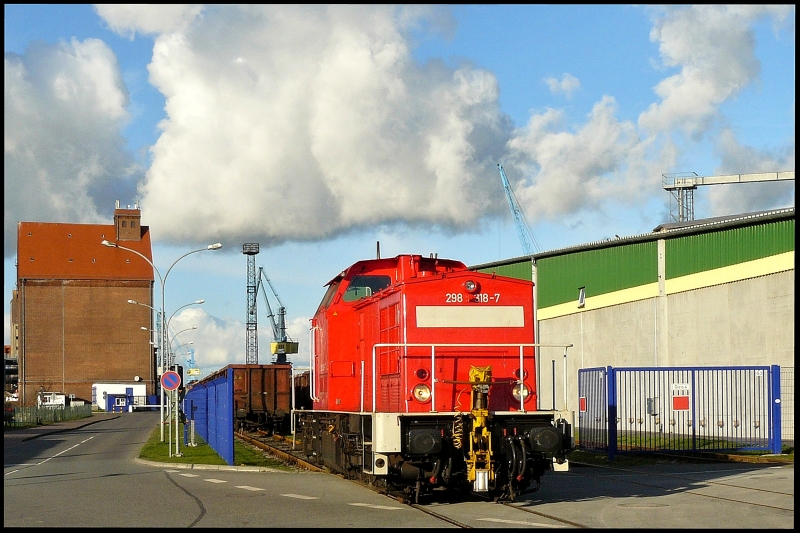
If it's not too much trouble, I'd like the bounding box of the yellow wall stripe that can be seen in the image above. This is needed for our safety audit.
[664,251,793,294]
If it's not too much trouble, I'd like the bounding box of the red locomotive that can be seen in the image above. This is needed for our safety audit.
[297,253,574,503]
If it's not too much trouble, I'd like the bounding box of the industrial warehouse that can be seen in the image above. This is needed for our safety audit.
[473,206,794,444]
[8,202,157,407]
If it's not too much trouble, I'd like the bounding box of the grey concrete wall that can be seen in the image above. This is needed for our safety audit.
[536,270,794,437]
[665,270,794,367]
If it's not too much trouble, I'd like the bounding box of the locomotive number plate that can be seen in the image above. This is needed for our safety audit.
[445,292,501,303]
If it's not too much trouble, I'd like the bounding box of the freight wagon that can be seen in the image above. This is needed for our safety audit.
[199,364,293,434]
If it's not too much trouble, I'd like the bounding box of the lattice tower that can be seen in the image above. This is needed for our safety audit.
[243,243,260,364]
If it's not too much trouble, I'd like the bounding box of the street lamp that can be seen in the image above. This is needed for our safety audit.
[102,239,222,441]
[171,342,194,366]
[169,326,198,366]
[165,301,204,366]
[132,303,159,388]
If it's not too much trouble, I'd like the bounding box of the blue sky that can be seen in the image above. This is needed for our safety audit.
[4,5,795,378]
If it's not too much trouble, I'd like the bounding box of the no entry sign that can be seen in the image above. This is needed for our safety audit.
[161,370,181,391]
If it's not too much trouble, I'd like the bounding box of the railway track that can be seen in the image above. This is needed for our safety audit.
[237,429,590,527]
[237,430,792,528]
[236,429,324,472]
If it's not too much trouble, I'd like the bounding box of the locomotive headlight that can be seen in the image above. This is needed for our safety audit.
[412,383,432,403]
[512,383,531,402]
[464,279,480,293]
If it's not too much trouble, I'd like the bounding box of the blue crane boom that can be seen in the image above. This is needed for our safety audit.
[253,266,298,363]
[498,163,541,255]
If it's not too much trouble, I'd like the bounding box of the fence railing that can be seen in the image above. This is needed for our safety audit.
[780,366,794,444]
[4,404,93,428]
[578,365,784,459]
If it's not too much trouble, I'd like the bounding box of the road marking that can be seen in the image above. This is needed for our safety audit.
[204,479,227,483]
[5,436,95,475]
[477,518,569,527]
[179,473,199,477]
[349,503,403,510]
[236,485,265,491]
[281,494,319,500]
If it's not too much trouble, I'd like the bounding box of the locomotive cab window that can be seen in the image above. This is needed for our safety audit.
[317,281,341,311]
[343,275,392,302]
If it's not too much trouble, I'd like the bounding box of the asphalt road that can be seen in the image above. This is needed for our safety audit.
[4,412,794,528]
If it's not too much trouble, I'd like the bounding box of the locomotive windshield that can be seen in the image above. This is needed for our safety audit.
[317,280,341,312]
[342,274,392,302]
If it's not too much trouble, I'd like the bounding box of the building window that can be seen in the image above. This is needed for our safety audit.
[578,287,586,308]
[131,221,136,228]
[122,221,127,227]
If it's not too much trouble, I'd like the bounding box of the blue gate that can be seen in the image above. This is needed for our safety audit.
[183,368,234,465]
[577,365,783,459]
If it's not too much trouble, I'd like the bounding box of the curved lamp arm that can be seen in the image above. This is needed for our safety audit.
[163,243,222,287]
[167,300,205,332]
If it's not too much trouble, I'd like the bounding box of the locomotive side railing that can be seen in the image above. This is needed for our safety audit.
[369,343,573,414]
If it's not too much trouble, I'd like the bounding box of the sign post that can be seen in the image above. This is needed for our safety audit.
[160,371,181,457]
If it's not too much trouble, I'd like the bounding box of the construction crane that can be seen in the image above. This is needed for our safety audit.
[254,266,298,364]
[184,348,200,382]
[498,163,542,255]
[662,171,795,223]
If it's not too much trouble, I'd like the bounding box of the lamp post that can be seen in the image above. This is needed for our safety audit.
[169,326,198,367]
[165,301,203,367]
[103,240,222,441]
[171,342,194,370]
[172,341,194,354]
[132,303,159,405]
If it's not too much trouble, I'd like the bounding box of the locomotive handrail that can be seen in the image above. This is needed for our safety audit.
[309,327,321,402]
[289,366,310,436]
[370,343,573,414]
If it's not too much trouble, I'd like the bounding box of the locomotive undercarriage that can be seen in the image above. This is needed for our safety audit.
[297,410,570,504]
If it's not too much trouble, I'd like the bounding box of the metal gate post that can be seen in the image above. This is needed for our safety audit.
[607,366,617,461]
[690,369,697,452]
[771,365,782,454]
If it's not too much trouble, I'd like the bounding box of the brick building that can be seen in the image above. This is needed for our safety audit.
[11,202,156,406]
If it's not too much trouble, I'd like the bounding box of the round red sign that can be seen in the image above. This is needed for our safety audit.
[161,370,181,391]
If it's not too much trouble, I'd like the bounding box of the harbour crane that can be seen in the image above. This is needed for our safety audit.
[498,163,542,255]
[254,266,298,364]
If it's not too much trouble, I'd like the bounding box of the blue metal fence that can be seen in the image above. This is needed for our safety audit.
[183,368,234,464]
[578,365,783,459]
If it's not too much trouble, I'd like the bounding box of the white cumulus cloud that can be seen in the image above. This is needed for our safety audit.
[545,73,580,99]
[4,38,140,255]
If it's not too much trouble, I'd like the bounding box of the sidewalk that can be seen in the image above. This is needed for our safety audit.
[4,412,121,444]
